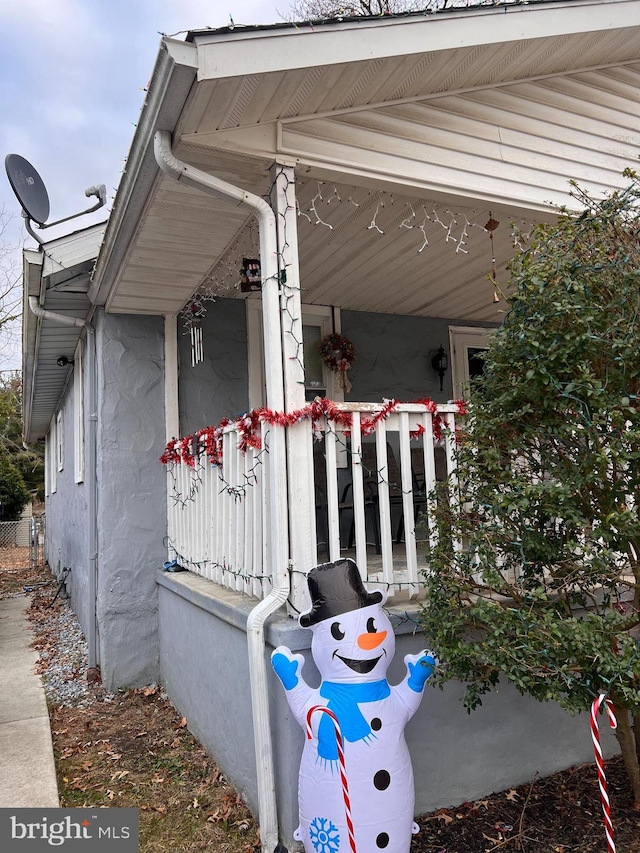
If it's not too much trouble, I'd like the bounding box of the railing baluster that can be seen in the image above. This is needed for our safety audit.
[324,420,341,563]
[421,412,437,568]
[350,412,368,578]
[398,411,418,597]
[375,424,394,594]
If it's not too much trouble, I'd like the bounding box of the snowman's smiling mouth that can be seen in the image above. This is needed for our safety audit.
[333,650,386,674]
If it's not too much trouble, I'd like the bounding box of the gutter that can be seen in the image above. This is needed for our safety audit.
[154,131,289,853]
[27,296,99,674]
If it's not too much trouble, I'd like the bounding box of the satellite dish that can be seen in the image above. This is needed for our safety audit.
[5,154,50,226]
[4,152,106,245]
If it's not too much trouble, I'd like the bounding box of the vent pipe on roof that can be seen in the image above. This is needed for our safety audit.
[27,295,100,678]
[154,131,289,853]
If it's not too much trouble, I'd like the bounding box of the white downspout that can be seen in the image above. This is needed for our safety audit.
[153,132,289,853]
[28,296,99,673]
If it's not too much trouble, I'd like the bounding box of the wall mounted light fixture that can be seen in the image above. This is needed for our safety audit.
[56,356,74,367]
[431,345,448,392]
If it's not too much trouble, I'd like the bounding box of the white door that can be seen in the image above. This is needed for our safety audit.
[448,326,493,400]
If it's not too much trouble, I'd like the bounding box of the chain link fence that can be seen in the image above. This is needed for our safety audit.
[0,515,45,568]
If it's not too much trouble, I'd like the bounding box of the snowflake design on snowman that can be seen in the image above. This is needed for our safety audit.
[309,817,340,853]
[272,558,438,853]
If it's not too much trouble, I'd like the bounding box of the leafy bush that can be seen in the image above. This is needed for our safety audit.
[423,171,640,801]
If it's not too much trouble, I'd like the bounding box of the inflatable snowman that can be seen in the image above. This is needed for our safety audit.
[272,558,437,853]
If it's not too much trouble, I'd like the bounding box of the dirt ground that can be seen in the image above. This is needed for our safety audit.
[3,558,640,853]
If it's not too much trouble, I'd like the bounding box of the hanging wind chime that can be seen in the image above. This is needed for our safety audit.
[484,213,500,303]
[183,298,206,366]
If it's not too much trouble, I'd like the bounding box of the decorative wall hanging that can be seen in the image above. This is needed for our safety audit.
[272,558,438,853]
[240,257,262,292]
[320,334,356,394]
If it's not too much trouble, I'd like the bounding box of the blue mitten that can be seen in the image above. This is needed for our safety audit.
[406,650,438,693]
[271,648,302,691]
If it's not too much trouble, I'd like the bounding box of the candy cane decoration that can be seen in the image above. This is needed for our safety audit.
[590,694,618,853]
[306,705,357,853]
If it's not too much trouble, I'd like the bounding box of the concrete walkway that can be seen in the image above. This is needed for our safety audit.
[0,597,59,807]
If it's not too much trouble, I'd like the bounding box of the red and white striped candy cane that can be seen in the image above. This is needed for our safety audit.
[306,705,357,853]
[590,694,618,853]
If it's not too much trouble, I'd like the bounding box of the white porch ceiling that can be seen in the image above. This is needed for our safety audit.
[102,2,640,321]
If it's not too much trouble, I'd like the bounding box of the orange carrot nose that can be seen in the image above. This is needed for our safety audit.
[357,631,387,650]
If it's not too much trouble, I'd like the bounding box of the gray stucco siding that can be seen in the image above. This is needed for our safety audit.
[341,310,497,403]
[96,311,167,689]
[43,358,91,640]
[178,298,249,436]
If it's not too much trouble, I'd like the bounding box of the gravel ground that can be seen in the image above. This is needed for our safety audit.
[27,574,116,709]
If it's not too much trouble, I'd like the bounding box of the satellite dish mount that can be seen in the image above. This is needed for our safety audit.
[4,153,106,245]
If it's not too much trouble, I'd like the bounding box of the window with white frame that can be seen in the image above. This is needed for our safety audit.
[74,343,84,483]
[247,301,340,408]
[49,417,57,494]
[56,411,64,472]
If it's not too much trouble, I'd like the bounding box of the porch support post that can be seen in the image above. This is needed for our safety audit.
[164,314,179,443]
[272,162,316,613]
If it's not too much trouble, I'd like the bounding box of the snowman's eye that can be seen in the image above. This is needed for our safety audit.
[331,622,345,641]
[366,617,377,634]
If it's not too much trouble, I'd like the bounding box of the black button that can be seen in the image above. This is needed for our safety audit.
[376,832,389,848]
[370,717,382,731]
[374,770,390,791]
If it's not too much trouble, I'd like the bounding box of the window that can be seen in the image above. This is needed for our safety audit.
[74,343,84,483]
[247,301,341,408]
[49,417,57,494]
[56,411,64,472]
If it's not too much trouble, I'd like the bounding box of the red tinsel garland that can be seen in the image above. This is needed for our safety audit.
[160,396,467,467]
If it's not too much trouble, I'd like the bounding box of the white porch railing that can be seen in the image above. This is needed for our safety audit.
[165,402,458,613]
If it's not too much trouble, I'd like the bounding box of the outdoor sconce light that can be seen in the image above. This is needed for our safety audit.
[56,356,73,367]
[431,345,448,392]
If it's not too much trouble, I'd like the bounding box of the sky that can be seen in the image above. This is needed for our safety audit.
[0,0,285,369]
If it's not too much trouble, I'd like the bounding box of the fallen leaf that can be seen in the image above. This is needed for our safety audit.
[81,761,93,771]
[109,753,123,761]
[505,789,518,801]
[106,789,115,801]
[170,737,181,748]
[134,731,148,739]
[178,717,187,728]
[143,686,158,696]
[111,770,130,781]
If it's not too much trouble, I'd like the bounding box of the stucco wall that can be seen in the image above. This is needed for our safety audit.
[96,311,167,690]
[342,310,496,403]
[43,345,91,638]
[178,298,249,436]
[157,573,618,849]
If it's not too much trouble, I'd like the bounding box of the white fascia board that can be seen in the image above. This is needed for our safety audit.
[194,0,640,80]
[42,223,105,278]
[89,38,198,307]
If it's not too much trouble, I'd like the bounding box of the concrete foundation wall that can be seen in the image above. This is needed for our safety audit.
[96,311,167,690]
[158,572,618,849]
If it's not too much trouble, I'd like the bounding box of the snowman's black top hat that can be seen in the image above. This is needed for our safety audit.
[299,558,383,628]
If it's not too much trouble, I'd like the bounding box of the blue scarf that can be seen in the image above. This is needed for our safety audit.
[317,680,390,761]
